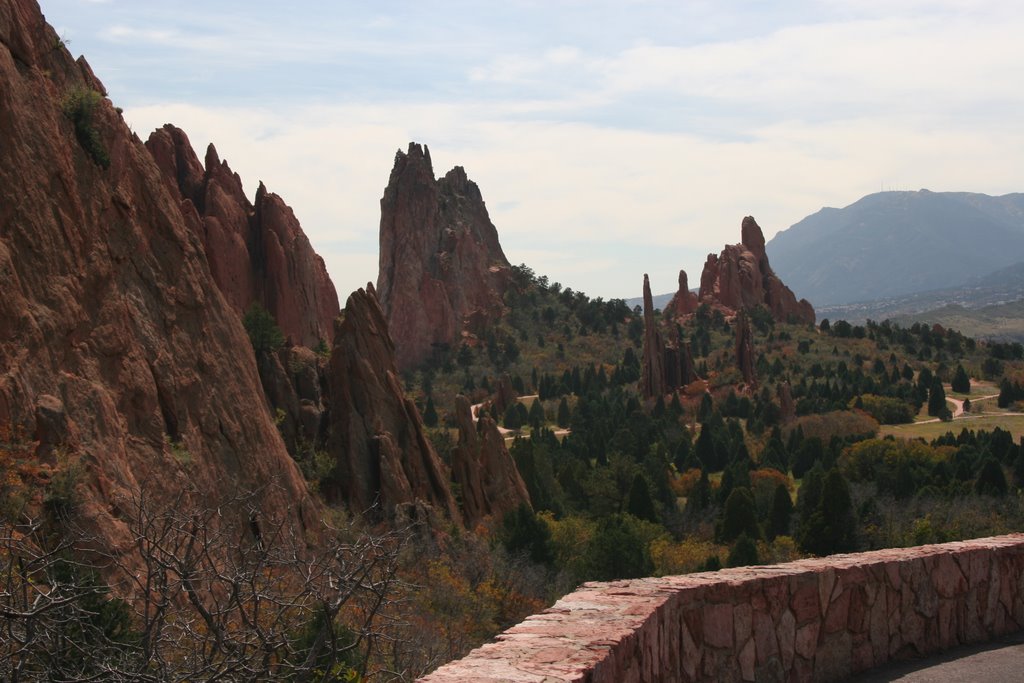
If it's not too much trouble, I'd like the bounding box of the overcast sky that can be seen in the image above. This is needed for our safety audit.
[43,0,1024,302]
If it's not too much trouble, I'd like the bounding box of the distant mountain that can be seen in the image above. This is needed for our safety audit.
[625,292,675,311]
[767,190,1024,307]
[816,260,1024,325]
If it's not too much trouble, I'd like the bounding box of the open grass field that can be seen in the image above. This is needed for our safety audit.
[880,414,1024,442]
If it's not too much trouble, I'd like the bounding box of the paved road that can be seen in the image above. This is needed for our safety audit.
[852,631,1024,682]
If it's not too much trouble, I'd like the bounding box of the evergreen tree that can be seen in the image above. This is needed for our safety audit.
[768,483,793,539]
[727,533,760,568]
[500,503,554,565]
[580,514,654,582]
[528,399,544,429]
[686,469,712,513]
[626,473,658,523]
[557,397,571,427]
[927,378,947,417]
[242,303,285,354]
[423,396,438,427]
[800,468,856,556]
[975,457,1008,496]
[951,365,971,393]
[720,487,761,542]
[503,402,523,430]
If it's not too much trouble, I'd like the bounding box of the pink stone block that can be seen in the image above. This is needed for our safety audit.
[823,587,850,634]
[753,609,778,665]
[795,622,820,660]
[933,553,967,599]
[778,609,796,671]
[739,636,756,681]
[791,578,820,624]
[734,602,752,647]
[703,603,733,649]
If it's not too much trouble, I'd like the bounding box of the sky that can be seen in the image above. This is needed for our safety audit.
[43,0,1024,302]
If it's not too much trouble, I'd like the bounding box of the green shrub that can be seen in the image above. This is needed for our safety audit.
[243,303,285,353]
[61,87,110,169]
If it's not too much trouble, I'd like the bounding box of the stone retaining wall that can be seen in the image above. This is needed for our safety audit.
[419,534,1024,682]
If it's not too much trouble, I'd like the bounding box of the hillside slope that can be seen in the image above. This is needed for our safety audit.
[768,190,1024,306]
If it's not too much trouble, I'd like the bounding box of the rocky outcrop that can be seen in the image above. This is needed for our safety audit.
[698,217,815,325]
[376,143,512,371]
[640,275,667,400]
[735,312,757,389]
[146,125,339,348]
[324,286,461,521]
[451,395,531,529]
[663,269,699,318]
[0,0,314,551]
[641,274,701,401]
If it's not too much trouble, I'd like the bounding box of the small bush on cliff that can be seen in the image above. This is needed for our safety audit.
[61,87,110,169]
[243,303,285,353]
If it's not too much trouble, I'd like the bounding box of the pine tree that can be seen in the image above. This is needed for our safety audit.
[768,483,793,539]
[720,487,761,542]
[951,365,971,393]
[626,473,658,522]
[975,457,1008,496]
[927,378,947,417]
[557,397,571,427]
[423,396,438,428]
[727,533,760,568]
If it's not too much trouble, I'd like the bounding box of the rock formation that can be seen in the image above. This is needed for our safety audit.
[698,217,815,324]
[663,269,699,319]
[735,312,757,389]
[376,143,512,371]
[324,286,461,521]
[0,0,315,550]
[146,124,339,348]
[641,274,700,400]
[640,275,668,400]
[450,395,531,529]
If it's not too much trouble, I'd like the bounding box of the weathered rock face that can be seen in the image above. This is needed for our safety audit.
[376,143,512,371]
[640,274,667,400]
[641,274,701,400]
[698,217,815,324]
[663,269,699,318]
[324,286,461,521]
[146,125,339,348]
[450,395,531,529]
[735,312,757,389]
[0,0,314,549]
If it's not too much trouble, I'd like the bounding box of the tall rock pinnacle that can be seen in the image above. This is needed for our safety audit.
[376,143,512,371]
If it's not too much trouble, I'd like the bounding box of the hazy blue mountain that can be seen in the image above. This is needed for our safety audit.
[767,190,1024,306]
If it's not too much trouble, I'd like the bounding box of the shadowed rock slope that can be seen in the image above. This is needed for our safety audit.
[376,142,512,371]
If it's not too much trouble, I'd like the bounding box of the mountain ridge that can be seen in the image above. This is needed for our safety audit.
[767,190,1024,306]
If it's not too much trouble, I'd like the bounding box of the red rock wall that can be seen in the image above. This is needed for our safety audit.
[420,535,1024,682]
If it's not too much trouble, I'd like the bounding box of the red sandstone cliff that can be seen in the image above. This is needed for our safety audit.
[376,143,512,371]
[450,395,531,529]
[697,216,815,324]
[146,125,340,349]
[324,286,461,521]
[0,0,315,548]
